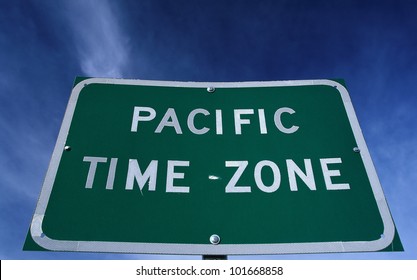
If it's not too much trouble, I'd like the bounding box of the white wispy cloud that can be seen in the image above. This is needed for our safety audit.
[362,101,417,258]
[0,116,50,202]
[63,1,130,77]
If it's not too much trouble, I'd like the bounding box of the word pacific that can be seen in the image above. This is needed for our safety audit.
[130,106,299,135]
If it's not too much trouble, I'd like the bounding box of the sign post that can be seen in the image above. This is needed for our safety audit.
[25,78,401,255]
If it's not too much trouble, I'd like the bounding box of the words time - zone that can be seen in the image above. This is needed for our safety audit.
[80,106,351,194]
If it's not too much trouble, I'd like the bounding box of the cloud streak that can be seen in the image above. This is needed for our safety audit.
[63,1,130,77]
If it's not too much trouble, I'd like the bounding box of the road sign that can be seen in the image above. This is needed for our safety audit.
[25,78,401,255]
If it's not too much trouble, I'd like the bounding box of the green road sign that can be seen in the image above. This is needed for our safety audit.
[25,78,401,255]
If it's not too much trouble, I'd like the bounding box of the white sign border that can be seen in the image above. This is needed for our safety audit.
[29,78,395,255]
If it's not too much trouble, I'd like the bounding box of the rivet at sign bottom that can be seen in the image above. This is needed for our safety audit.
[210,234,220,245]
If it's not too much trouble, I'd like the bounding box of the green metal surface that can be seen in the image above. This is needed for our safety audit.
[24,78,402,254]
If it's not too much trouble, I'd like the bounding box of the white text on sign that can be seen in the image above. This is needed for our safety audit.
[130,106,299,135]
[82,157,350,193]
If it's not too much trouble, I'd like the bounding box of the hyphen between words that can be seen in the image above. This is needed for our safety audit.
[82,106,351,193]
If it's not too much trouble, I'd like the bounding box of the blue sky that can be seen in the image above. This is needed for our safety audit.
[1,0,416,260]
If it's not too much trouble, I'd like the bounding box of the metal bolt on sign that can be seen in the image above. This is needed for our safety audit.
[210,234,221,245]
